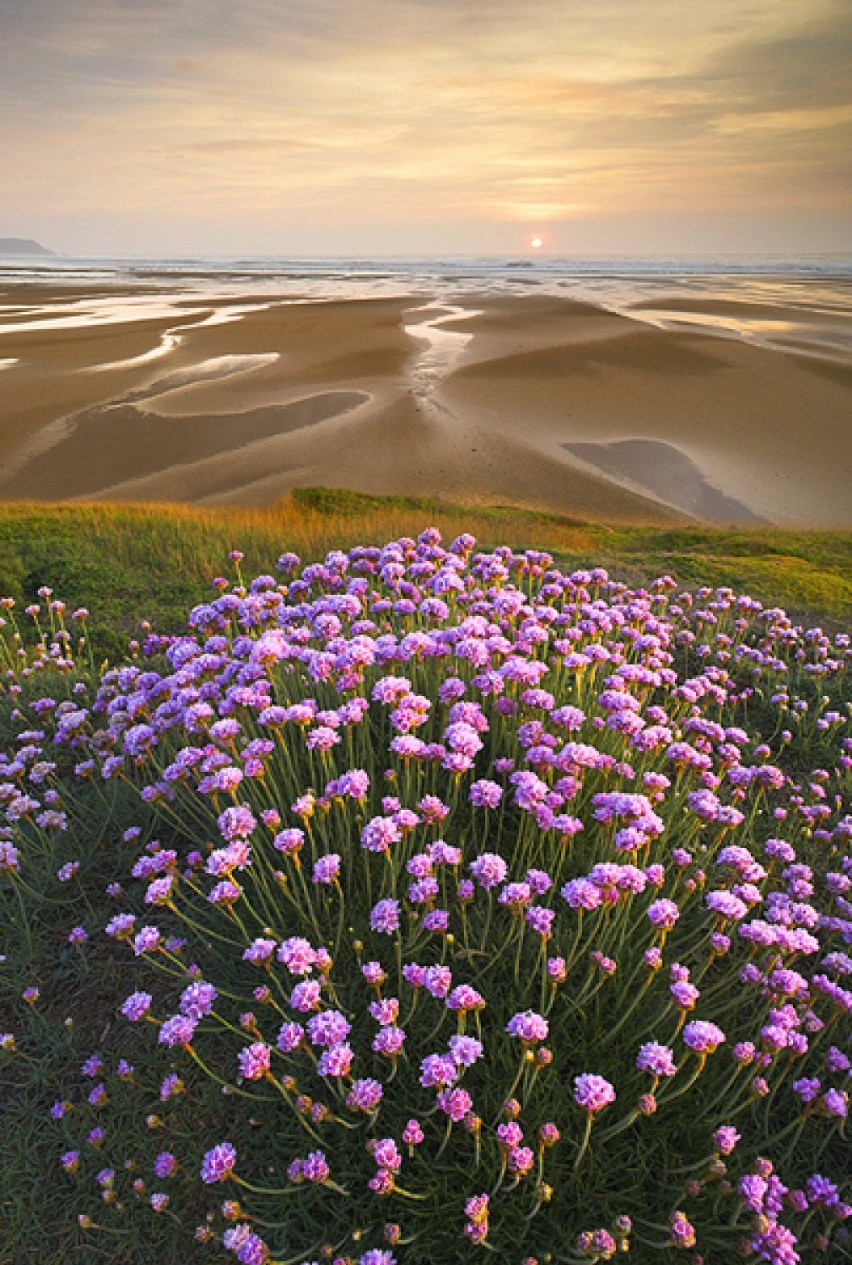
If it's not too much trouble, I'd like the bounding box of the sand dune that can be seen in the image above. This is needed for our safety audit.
[0,283,849,526]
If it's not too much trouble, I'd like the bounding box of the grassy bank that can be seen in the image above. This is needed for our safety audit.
[0,490,849,659]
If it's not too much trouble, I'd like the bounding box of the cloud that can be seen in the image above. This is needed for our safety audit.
[1,0,849,251]
[703,0,852,112]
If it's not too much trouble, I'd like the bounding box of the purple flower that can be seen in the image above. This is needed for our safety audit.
[277,937,317,975]
[237,1042,271,1081]
[217,805,256,841]
[669,1212,696,1249]
[823,1089,848,1118]
[160,1073,184,1101]
[437,1087,473,1121]
[713,1126,741,1155]
[370,898,401,935]
[561,878,603,911]
[449,1034,483,1067]
[682,1021,726,1054]
[121,991,152,1021]
[317,1042,353,1077]
[508,1145,535,1176]
[636,1042,677,1078]
[273,828,304,856]
[498,1118,523,1148]
[706,890,748,922]
[469,852,508,889]
[180,981,217,1019]
[200,1142,236,1184]
[402,1120,424,1146]
[373,1027,406,1058]
[361,816,402,853]
[647,898,680,931]
[144,873,176,906]
[243,937,276,965]
[105,913,136,939]
[573,1073,616,1113]
[369,997,399,1026]
[420,1054,458,1089]
[208,879,241,905]
[133,926,161,954]
[306,725,340,752]
[307,1010,351,1048]
[446,985,484,1013]
[500,882,532,909]
[277,1022,305,1053]
[373,1138,402,1172]
[300,1150,330,1183]
[346,1079,383,1112]
[444,721,483,758]
[526,906,555,937]
[158,1014,198,1048]
[153,1151,177,1177]
[506,1010,549,1043]
[81,1053,103,1077]
[290,980,322,1012]
[312,853,341,884]
[807,1174,840,1207]
[469,780,502,808]
[422,909,449,933]
[671,981,700,1010]
[0,841,20,873]
[362,960,387,987]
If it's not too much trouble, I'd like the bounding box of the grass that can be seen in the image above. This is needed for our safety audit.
[0,491,848,662]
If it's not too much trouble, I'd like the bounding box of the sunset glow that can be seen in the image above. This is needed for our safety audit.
[0,0,849,255]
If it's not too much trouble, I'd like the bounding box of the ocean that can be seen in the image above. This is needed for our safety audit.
[3,252,852,364]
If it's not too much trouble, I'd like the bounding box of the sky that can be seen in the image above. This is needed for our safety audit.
[1,0,851,257]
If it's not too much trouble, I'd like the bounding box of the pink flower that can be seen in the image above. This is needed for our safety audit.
[237,1042,270,1081]
[636,1042,677,1078]
[402,1119,424,1146]
[647,898,680,930]
[370,899,401,934]
[506,1010,548,1043]
[201,1142,236,1184]
[508,1145,535,1176]
[682,1021,726,1054]
[713,1126,741,1155]
[573,1073,616,1113]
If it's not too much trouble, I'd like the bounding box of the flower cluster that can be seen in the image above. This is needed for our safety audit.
[2,533,849,1265]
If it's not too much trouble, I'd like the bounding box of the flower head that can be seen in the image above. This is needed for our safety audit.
[573,1073,616,1113]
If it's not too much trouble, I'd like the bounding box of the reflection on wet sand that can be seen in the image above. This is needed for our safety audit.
[0,282,850,524]
[6,391,370,501]
[563,440,765,525]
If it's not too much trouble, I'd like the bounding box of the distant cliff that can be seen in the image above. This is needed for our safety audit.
[0,237,56,257]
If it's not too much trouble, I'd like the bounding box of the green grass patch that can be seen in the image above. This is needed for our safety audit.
[0,494,847,661]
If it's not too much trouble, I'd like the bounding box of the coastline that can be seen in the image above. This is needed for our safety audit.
[0,278,850,526]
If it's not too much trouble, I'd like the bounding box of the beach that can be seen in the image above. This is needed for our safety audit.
[0,272,850,525]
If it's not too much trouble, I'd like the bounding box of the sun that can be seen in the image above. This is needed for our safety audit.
[530,236,543,250]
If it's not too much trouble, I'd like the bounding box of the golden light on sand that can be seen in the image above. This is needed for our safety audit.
[530,236,543,249]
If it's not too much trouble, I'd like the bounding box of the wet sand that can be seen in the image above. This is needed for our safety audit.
[0,283,850,525]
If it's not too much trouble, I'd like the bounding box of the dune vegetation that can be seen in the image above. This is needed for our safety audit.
[0,504,849,1265]
[0,490,848,663]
